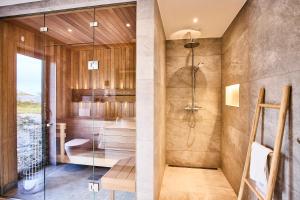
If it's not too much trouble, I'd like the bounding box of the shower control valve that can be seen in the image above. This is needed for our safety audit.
[184,106,201,112]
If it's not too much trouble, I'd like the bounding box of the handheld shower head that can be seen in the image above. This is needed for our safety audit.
[197,62,204,68]
[193,62,204,72]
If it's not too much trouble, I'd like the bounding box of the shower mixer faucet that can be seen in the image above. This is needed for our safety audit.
[184,105,201,112]
[183,34,202,113]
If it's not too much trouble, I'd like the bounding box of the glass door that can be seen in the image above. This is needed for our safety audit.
[1,4,136,200]
[43,8,97,200]
[1,14,48,200]
[92,6,137,200]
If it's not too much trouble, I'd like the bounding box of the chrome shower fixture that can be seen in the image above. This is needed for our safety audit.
[184,32,201,113]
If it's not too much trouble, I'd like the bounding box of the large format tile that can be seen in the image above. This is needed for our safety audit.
[166,119,221,152]
[167,87,221,121]
[159,166,236,200]
[221,0,300,198]
[166,39,222,169]
[167,150,221,168]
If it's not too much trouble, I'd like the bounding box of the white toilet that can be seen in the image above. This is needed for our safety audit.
[64,138,90,156]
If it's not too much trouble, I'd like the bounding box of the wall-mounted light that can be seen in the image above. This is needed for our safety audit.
[20,35,25,42]
[225,84,240,107]
[193,18,198,23]
[67,28,73,32]
[126,23,131,27]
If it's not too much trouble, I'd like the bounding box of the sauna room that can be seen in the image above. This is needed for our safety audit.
[0,3,136,200]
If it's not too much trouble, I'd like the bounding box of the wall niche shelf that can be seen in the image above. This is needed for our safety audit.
[72,89,136,103]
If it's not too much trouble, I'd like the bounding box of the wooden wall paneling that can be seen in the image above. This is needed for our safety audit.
[111,48,115,89]
[69,44,136,120]
[97,48,103,89]
[65,47,71,119]
[79,50,84,89]
[125,46,130,89]
[6,22,17,191]
[0,22,3,192]
[56,46,62,119]
[54,45,71,120]
[71,50,79,89]
[114,48,119,89]
[0,22,18,194]
[34,34,43,59]
[121,47,126,89]
[7,4,137,45]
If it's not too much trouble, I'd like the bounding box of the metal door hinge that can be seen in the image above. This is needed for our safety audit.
[40,27,48,32]
[88,60,99,70]
[89,21,98,27]
[88,182,99,192]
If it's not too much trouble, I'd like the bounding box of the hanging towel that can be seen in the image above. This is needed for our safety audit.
[79,102,91,117]
[249,142,273,195]
[98,128,105,149]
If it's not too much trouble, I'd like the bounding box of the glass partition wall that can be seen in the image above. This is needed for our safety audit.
[1,4,136,200]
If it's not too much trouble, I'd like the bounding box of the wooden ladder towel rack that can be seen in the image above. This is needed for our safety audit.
[237,86,291,200]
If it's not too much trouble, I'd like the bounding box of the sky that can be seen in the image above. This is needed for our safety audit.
[17,53,43,95]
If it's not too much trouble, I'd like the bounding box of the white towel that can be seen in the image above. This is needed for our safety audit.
[249,142,273,195]
[98,128,105,149]
[79,103,91,117]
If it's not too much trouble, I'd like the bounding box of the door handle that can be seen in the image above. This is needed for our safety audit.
[46,123,54,127]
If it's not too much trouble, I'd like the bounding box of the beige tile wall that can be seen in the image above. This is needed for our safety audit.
[166,39,222,168]
[136,0,155,198]
[136,0,166,199]
[221,0,300,199]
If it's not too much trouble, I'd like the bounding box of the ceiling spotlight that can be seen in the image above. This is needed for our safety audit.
[67,28,73,32]
[193,18,198,23]
[126,23,131,27]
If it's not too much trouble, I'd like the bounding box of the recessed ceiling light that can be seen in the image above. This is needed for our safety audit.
[126,23,131,27]
[193,18,198,23]
[67,28,73,32]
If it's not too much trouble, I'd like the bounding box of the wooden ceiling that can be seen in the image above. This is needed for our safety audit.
[8,5,136,45]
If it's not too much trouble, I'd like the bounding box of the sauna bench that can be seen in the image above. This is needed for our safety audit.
[57,119,136,168]
[59,149,135,168]
[101,156,136,200]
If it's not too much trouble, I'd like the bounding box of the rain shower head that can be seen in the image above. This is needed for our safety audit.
[184,41,200,48]
[184,32,200,48]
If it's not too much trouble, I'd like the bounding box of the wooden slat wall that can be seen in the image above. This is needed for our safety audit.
[70,44,136,120]
[9,5,136,45]
[0,21,18,194]
[45,44,71,121]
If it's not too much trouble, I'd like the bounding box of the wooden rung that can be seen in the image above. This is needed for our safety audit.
[259,103,281,109]
[244,178,265,200]
[238,86,291,200]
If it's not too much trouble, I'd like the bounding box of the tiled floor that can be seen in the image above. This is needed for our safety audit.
[159,166,237,200]
[3,164,135,200]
